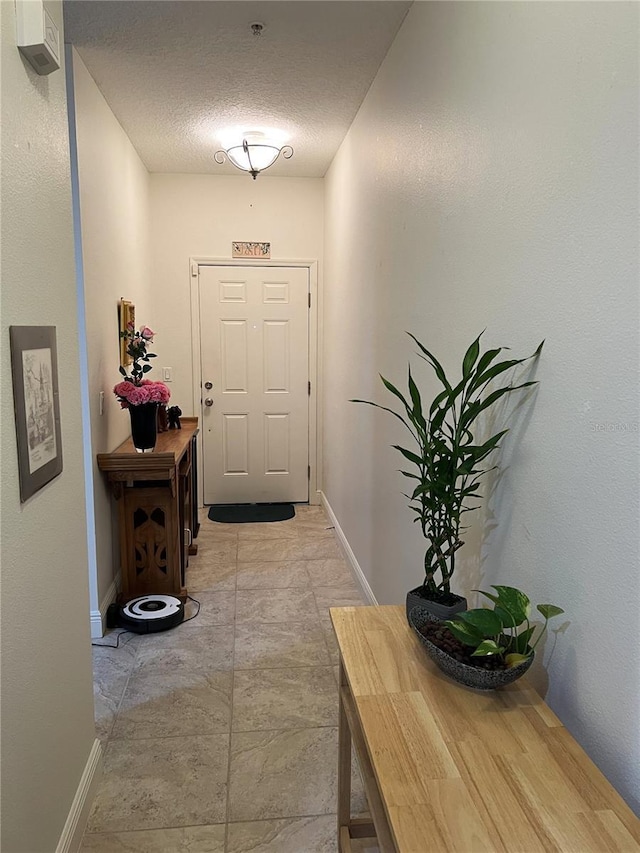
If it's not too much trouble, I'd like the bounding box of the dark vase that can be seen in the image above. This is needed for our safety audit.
[128,402,158,452]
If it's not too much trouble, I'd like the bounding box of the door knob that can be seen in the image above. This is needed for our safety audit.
[204,381,213,390]
[204,398,214,407]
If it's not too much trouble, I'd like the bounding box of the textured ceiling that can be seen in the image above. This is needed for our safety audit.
[63,1,411,177]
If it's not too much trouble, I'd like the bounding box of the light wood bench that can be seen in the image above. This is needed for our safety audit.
[331,604,640,853]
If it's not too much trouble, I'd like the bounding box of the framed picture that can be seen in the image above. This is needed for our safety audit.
[10,326,63,502]
[118,298,135,366]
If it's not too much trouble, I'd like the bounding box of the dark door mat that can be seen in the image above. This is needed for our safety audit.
[207,503,295,524]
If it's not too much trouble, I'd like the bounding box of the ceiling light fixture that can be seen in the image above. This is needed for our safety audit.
[214,132,293,180]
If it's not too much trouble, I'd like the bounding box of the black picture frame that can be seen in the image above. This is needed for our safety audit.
[10,326,63,502]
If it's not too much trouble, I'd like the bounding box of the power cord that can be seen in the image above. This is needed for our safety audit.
[91,629,136,649]
[183,594,201,623]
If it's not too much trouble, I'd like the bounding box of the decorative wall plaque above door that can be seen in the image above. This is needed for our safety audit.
[232,241,271,259]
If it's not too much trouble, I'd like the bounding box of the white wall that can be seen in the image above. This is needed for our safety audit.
[323,1,639,813]
[150,174,323,412]
[0,4,98,850]
[69,49,152,610]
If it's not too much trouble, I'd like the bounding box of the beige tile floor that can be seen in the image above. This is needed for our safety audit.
[84,505,380,853]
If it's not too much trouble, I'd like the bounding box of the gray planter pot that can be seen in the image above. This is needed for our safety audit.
[408,608,534,691]
[405,586,467,623]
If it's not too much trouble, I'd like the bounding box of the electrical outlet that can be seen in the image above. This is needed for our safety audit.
[163,367,173,382]
[99,390,105,415]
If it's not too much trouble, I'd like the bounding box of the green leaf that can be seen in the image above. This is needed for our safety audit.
[491,586,531,625]
[471,358,525,391]
[467,430,510,465]
[462,333,482,377]
[492,605,519,630]
[142,364,153,372]
[350,399,414,433]
[471,640,505,657]
[380,375,411,410]
[407,333,452,392]
[392,445,423,467]
[407,368,426,428]
[505,652,531,668]
[476,587,529,626]
[429,388,450,415]
[399,470,420,480]
[443,620,484,646]
[513,626,535,654]
[430,406,448,434]
[476,589,499,606]
[460,382,537,429]
[471,340,543,392]
[456,608,503,637]
[536,604,565,620]
[380,374,427,438]
[472,347,502,380]
[118,365,126,376]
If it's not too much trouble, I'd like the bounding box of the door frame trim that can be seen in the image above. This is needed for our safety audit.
[189,256,322,506]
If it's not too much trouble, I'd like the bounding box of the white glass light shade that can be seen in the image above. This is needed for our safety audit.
[227,142,279,173]
[214,132,293,179]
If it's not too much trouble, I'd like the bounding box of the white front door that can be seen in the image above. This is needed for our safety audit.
[199,265,309,504]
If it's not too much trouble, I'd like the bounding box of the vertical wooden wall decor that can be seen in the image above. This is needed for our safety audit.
[118,298,135,367]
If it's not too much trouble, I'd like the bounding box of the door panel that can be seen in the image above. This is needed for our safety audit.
[264,413,290,473]
[263,321,290,392]
[200,265,309,504]
[222,414,249,474]
[221,320,248,392]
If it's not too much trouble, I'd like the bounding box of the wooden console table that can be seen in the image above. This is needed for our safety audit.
[331,605,640,853]
[97,418,199,602]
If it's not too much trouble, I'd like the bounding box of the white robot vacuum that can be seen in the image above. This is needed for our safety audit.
[118,594,185,634]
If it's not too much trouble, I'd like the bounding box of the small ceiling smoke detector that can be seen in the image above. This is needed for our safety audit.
[250,22,264,37]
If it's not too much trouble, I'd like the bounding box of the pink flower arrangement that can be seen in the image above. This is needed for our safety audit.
[114,322,170,407]
[113,380,171,408]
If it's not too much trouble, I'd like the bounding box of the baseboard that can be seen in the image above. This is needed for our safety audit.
[320,491,378,605]
[55,738,103,853]
[90,574,120,638]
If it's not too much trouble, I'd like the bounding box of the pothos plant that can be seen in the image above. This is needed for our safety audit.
[353,333,543,604]
[444,585,564,668]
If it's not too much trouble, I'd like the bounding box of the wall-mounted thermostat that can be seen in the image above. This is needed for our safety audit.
[16,0,60,76]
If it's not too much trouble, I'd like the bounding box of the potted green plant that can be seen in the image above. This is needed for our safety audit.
[353,333,542,621]
[408,585,564,690]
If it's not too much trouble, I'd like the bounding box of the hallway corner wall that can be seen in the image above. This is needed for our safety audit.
[68,48,152,611]
[323,1,639,813]
[0,3,97,850]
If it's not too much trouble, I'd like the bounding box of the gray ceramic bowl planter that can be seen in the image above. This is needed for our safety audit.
[408,608,534,691]
[405,587,467,623]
